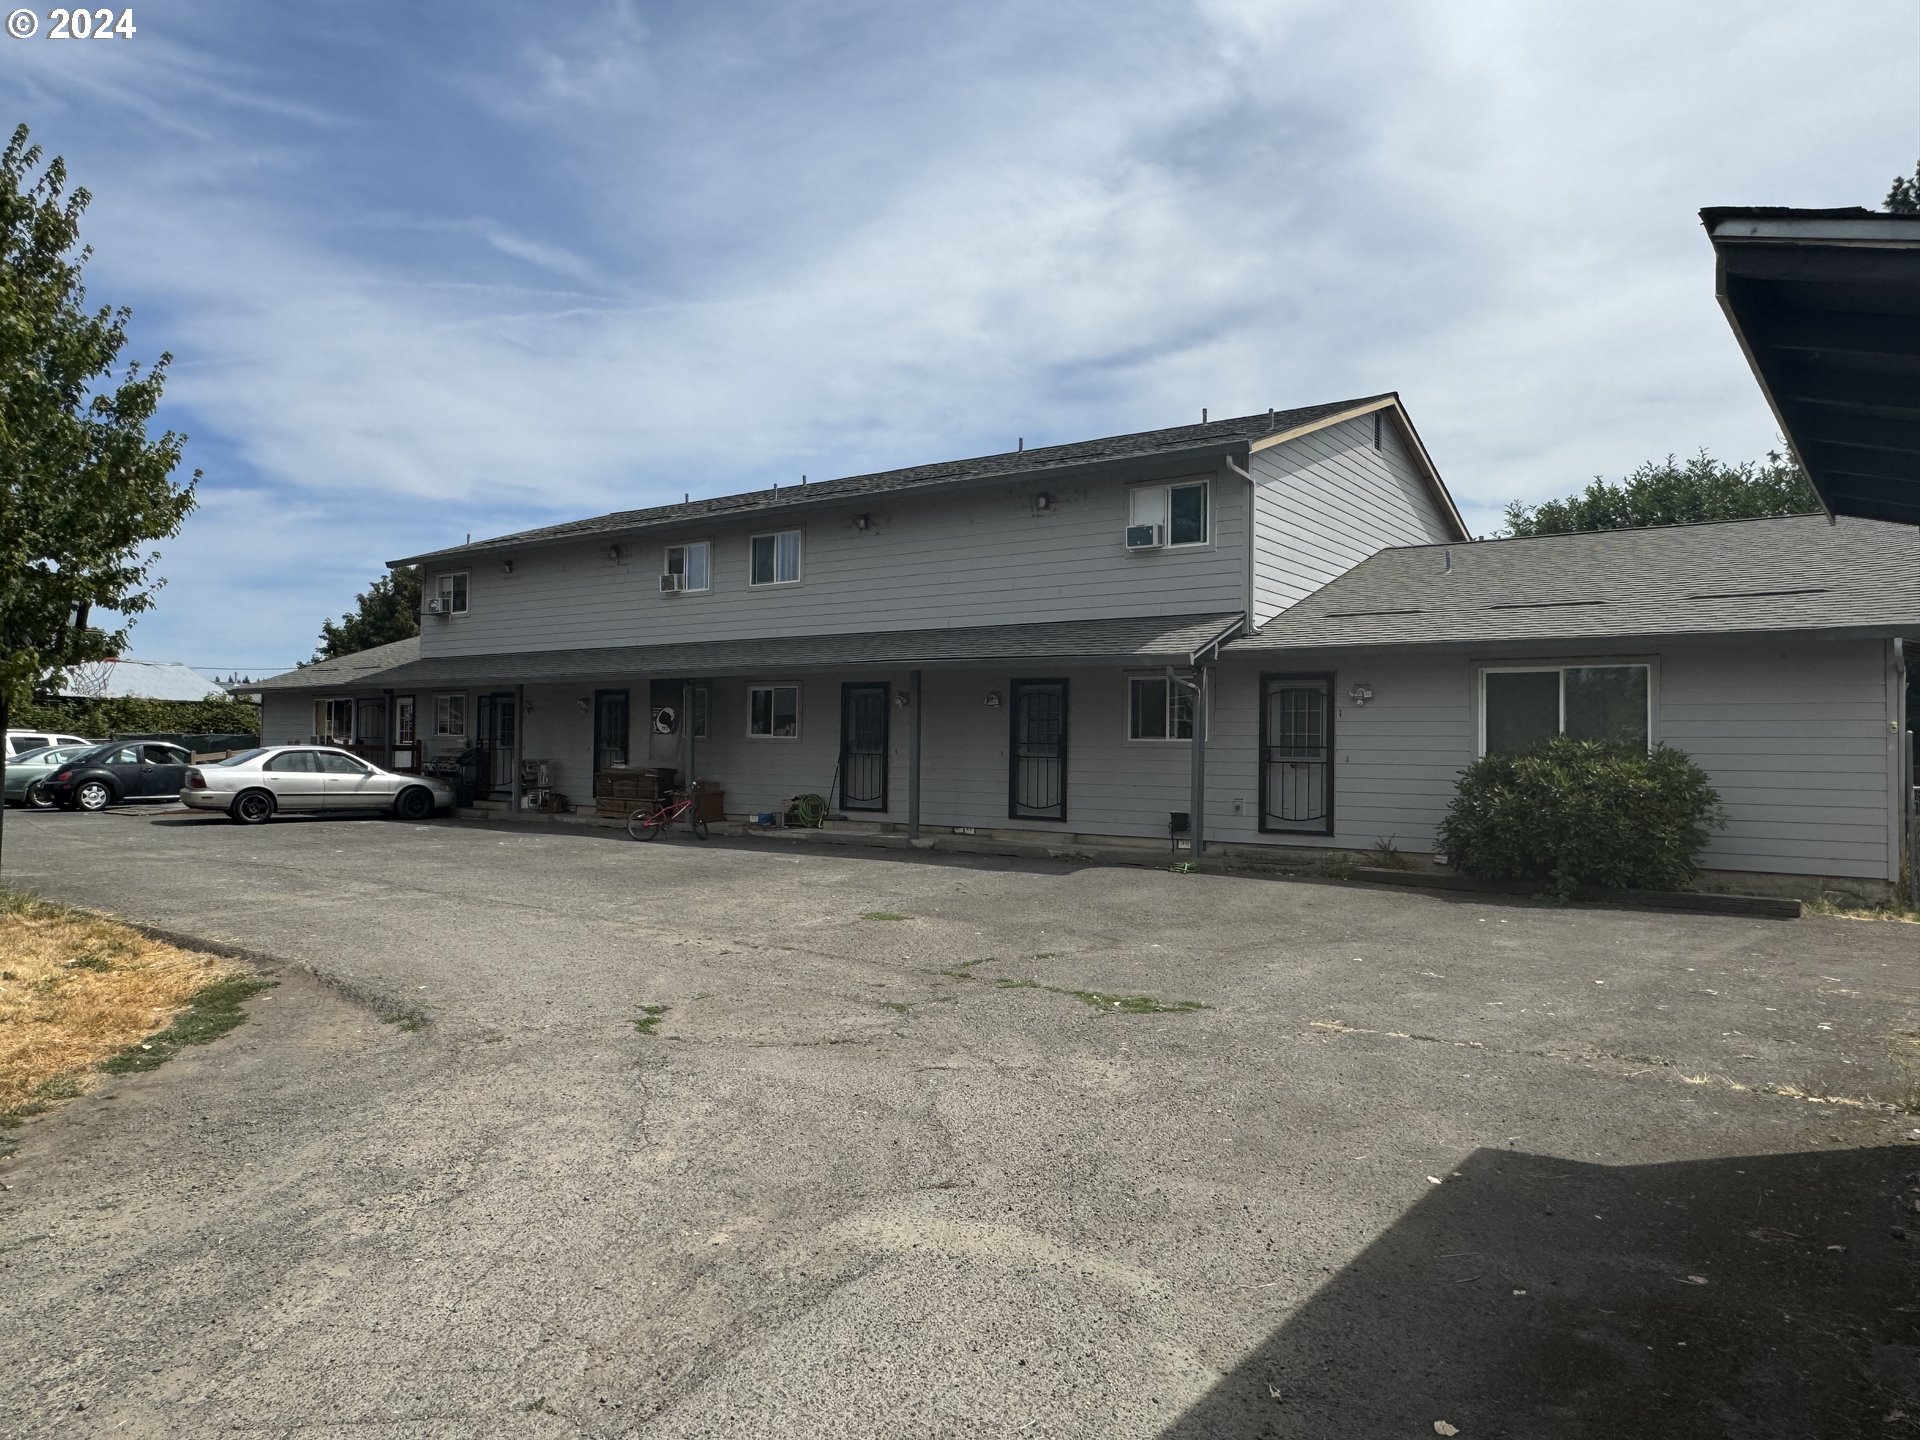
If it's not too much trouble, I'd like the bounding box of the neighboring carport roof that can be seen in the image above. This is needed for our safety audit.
[251,614,1243,692]
[1234,514,1920,654]
[1703,206,1920,525]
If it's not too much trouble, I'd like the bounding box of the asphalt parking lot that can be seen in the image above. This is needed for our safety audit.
[2,805,1917,1438]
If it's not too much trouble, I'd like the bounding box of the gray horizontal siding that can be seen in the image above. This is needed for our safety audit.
[1202,636,1896,882]
[260,693,311,746]
[421,473,1248,659]
[375,636,1895,887]
[1249,413,1458,625]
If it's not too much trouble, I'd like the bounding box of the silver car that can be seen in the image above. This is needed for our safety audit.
[181,746,456,824]
[4,743,101,808]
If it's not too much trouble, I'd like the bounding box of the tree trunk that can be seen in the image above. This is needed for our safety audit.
[0,688,10,883]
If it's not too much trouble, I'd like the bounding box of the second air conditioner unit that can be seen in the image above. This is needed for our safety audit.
[659,573,686,593]
[1125,523,1164,551]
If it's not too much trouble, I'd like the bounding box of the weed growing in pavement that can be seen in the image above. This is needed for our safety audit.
[861,911,910,922]
[633,1004,670,1036]
[1370,836,1413,870]
[102,975,278,1073]
[376,1010,425,1033]
[993,975,1205,1015]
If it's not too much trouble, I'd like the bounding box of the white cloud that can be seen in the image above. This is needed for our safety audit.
[10,0,1917,664]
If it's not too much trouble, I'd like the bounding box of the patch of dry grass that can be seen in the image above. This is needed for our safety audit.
[1804,896,1920,924]
[0,890,253,1122]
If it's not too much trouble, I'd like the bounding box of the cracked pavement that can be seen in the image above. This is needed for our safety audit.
[2,808,1917,1437]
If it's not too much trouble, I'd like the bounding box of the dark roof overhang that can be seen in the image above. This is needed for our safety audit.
[1703,206,1920,526]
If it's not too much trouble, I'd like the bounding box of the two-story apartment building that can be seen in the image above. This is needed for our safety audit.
[255,392,1919,900]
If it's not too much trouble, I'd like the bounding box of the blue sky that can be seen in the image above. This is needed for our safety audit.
[9,0,1917,677]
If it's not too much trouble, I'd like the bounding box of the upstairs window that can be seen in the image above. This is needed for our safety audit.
[435,572,469,615]
[1481,664,1650,756]
[1128,676,1196,741]
[663,541,711,593]
[1129,480,1210,547]
[750,530,802,586]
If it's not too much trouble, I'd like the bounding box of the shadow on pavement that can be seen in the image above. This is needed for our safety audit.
[1161,1144,1920,1439]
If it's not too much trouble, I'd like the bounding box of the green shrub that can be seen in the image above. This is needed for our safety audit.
[10,694,261,738]
[1436,739,1724,899]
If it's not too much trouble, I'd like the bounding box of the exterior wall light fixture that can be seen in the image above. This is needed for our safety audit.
[854,513,871,531]
[1346,683,1374,707]
[984,690,1002,707]
[501,559,514,574]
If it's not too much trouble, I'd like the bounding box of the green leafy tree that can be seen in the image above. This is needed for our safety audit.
[315,566,419,661]
[1501,450,1818,536]
[1888,157,1919,214]
[1,124,199,870]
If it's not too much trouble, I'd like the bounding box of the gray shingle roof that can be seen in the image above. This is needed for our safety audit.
[253,614,1242,692]
[253,636,423,692]
[1236,514,1920,652]
[391,396,1395,565]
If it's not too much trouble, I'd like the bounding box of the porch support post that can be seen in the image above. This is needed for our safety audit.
[907,668,923,840]
[1189,664,1210,860]
[511,684,525,813]
[682,681,696,828]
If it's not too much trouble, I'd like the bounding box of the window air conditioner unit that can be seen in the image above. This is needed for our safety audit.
[659,573,686,593]
[426,597,447,615]
[1125,523,1164,550]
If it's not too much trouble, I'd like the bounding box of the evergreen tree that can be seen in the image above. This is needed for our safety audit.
[315,566,421,660]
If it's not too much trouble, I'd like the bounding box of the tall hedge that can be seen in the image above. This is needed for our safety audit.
[10,695,261,738]
[1436,739,1724,899]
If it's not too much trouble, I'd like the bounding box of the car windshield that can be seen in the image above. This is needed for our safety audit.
[210,749,270,766]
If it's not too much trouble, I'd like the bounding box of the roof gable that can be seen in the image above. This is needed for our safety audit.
[390,393,1465,565]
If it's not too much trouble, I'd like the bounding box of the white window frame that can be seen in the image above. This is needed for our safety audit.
[314,697,354,744]
[663,540,712,594]
[747,682,801,740]
[394,696,417,746]
[436,571,469,615]
[1475,660,1656,757]
[434,692,467,738]
[748,530,803,587]
[1125,674,1202,743]
[1128,478,1211,548]
[689,683,710,740]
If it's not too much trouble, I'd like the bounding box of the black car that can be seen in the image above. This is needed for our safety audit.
[42,742,194,812]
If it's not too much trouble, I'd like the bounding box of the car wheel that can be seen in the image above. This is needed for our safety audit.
[394,786,435,822]
[24,781,53,811]
[231,790,276,825]
[75,780,113,812]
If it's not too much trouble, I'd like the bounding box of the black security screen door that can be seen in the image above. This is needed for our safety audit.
[839,683,889,812]
[476,693,516,794]
[594,689,629,773]
[1009,679,1068,821]
[1261,673,1333,834]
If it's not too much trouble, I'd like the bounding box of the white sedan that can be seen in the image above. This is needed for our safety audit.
[181,746,456,824]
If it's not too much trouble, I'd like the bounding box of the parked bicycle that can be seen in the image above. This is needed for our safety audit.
[627,787,709,841]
